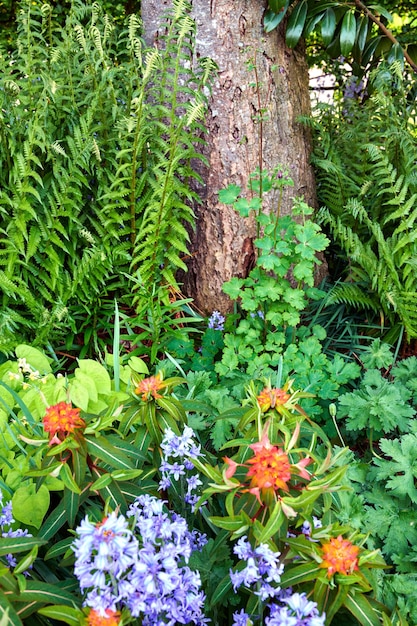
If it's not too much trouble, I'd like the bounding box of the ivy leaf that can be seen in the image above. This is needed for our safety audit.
[373,435,417,503]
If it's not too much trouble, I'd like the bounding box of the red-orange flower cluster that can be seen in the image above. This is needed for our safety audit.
[257,387,291,412]
[43,402,85,444]
[246,441,291,492]
[86,608,121,626]
[224,430,311,506]
[320,535,360,578]
[134,374,166,401]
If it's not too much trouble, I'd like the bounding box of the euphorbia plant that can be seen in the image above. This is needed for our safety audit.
[192,381,388,625]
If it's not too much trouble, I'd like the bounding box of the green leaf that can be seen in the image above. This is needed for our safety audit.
[8,581,79,608]
[209,515,248,533]
[37,606,82,626]
[86,435,134,470]
[38,500,67,539]
[68,378,90,412]
[355,15,369,55]
[280,562,322,587]
[285,0,308,48]
[368,5,393,22]
[264,4,289,32]
[268,0,287,13]
[340,10,356,57]
[321,8,336,46]
[0,537,46,557]
[60,464,82,495]
[255,501,285,543]
[44,538,73,561]
[12,484,50,529]
[218,185,241,204]
[15,346,52,374]
[0,594,23,626]
[64,487,80,528]
[76,360,111,396]
[234,198,251,218]
[128,356,149,375]
[387,43,404,69]
[344,592,382,626]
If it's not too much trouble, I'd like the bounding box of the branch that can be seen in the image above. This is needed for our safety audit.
[354,0,417,73]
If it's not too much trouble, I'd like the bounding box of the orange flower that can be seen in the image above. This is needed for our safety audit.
[43,402,85,443]
[246,435,291,493]
[257,387,291,412]
[320,535,360,577]
[86,608,121,626]
[134,374,166,401]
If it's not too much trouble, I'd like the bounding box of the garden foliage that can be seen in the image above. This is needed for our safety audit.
[0,0,214,352]
[308,63,417,339]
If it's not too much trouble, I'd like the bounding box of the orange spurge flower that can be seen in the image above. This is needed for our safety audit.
[43,402,85,442]
[246,436,292,493]
[87,608,121,626]
[257,387,291,412]
[320,535,360,577]
[134,374,166,401]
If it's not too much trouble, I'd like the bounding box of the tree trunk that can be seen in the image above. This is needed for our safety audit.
[141,0,316,314]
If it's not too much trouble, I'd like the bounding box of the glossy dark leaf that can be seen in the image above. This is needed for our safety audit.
[387,42,404,69]
[355,14,369,54]
[268,0,287,13]
[321,8,336,46]
[340,10,356,57]
[285,0,308,48]
[264,5,289,33]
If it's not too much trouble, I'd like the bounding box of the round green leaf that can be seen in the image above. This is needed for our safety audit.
[12,483,50,529]
[15,345,52,374]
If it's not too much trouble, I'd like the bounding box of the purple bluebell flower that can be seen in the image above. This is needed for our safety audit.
[230,536,284,600]
[0,493,32,575]
[266,591,326,626]
[159,426,204,512]
[73,495,208,624]
[232,609,253,625]
[207,310,225,331]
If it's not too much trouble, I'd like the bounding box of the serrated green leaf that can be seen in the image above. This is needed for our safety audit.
[218,185,241,204]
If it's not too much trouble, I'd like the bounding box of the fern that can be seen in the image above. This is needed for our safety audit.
[312,65,417,338]
[0,0,215,351]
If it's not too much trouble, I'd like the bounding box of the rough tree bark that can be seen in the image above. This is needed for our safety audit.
[141,0,316,314]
